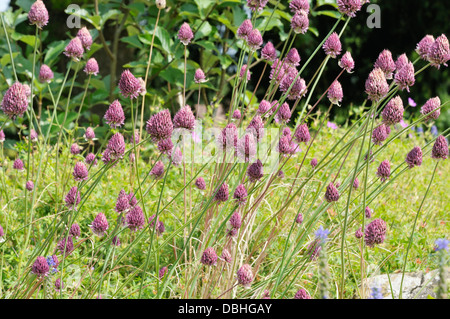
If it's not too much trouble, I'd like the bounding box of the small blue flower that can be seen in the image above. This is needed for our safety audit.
[46,256,56,268]
[416,127,423,134]
[431,125,438,136]
[315,225,330,243]
[369,286,383,299]
[434,238,449,252]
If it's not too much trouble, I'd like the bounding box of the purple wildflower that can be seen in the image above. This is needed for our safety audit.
[240,64,251,81]
[146,109,173,142]
[247,0,269,11]
[427,34,450,69]
[291,12,309,34]
[323,32,342,58]
[73,161,88,182]
[26,180,34,191]
[232,109,241,120]
[339,51,355,73]
[233,184,247,205]
[420,97,441,121]
[247,159,264,183]
[395,54,409,72]
[13,158,24,171]
[237,133,257,162]
[434,238,450,252]
[39,64,54,83]
[31,256,49,277]
[173,105,196,131]
[311,158,318,168]
[431,135,448,160]
[84,58,99,76]
[214,183,229,202]
[337,0,363,18]
[55,278,63,291]
[237,19,253,40]
[0,130,5,143]
[285,48,301,67]
[119,70,141,99]
[382,96,404,125]
[90,212,109,237]
[178,22,194,45]
[365,206,372,218]
[355,227,363,239]
[64,37,84,61]
[65,186,80,210]
[261,41,277,61]
[70,223,81,238]
[237,264,254,287]
[373,50,396,79]
[376,160,391,182]
[294,124,311,144]
[416,35,435,60]
[327,80,343,105]
[405,146,423,168]
[364,218,387,247]
[365,68,389,101]
[195,177,206,190]
[85,153,97,166]
[126,206,145,232]
[289,0,310,15]
[159,266,168,279]
[221,249,232,263]
[194,69,206,83]
[324,182,339,203]
[201,247,218,266]
[84,127,95,141]
[57,236,74,256]
[294,288,311,299]
[247,29,263,50]
[1,82,29,120]
[150,161,165,179]
[28,0,49,28]
[296,213,303,224]
[394,62,415,92]
[372,124,390,145]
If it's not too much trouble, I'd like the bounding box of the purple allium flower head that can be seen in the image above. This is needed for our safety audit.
[28,0,49,29]
[365,206,373,218]
[247,159,264,183]
[240,64,251,81]
[232,109,242,120]
[13,158,24,171]
[195,177,206,190]
[171,147,183,166]
[294,288,311,299]
[364,218,387,247]
[427,34,450,69]
[158,138,173,156]
[178,22,194,45]
[294,123,311,144]
[291,11,309,34]
[274,102,291,123]
[420,97,441,121]
[115,194,130,214]
[229,212,242,229]
[279,67,299,93]
[84,127,95,140]
[382,96,404,125]
[269,59,286,83]
[237,19,253,40]
[261,41,277,62]
[285,48,301,67]
[77,27,93,51]
[296,212,303,224]
[106,132,125,160]
[405,146,423,168]
[150,161,165,179]
[307,239,322,260]
[311,158,318,168]
[339,51,355,73]
[247,29,263,51]
[247,0,269,11]
[64,37,84,61]
[247,115,264,141]
[149,215,165,235]
[287,77,307,100]
[65,186,80,210]
[55,278,63,291]
[85,153,97,166]
[353,177,359,189]
[237,264,254,287]
[327,80,343,105]
[29,129,38,142]
[325,182,340,203]
[372,124,390,146]
[146,109,173,142]
[257,100,272,117]
[90,212,109,237]
[0,130,5,143]
[57,236,74,256]
[194,68,206,83]
[395,54,409,72]
[395,62,415,92]
[278,135,295,156]
[126,206,145,232]
[431,135,448,160]
[237,133,257,162]
[159,266,168,279]
[70,223,81,238]
[31,256,49,277]
[355,227,363,239]
[365,68,389,101]
[70,143,80,155]
[434,238,450,252]
[73,161,88,182]
[84,58,99,76]
[26,180,34,191]
[1,82,29,120]
[214,183,229,202]
[233,184,247,205]
[173,105,196,131]
[119,70,141,99]
[201,247,218,266]
[289,0,310,15]
[323,32,342,58]
[337,0,363,18]
[39,64,54,83]
[416,35,435,60]
[221,248,232,263]
[376,160,391,182]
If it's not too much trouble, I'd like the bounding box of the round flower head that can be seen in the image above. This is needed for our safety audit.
[0,130,5,143]
[434,238,450,252]
[70,143,80,155]
[247,29,263,51]
[233,184,247,205]
[394,62,415,92]
[327,80,343,105]
[247,0,269,11]
[77,27,92,51]
[70,223,81,238]
[372,124,390,145]
[84,127,95,141]
[195,177,206,190]
[364,218,387,247]
[28,0,49,28]
[289,0,310,14]
[291,11,309,34]
[1,82,30,120]
[311,158,318,168]
[247,159,264,183]
[232,109,242,120]
[26,180,34,191]
[214,183,229,202]
[296,212,303,224]
[156,0,166,9]
[257,100,272,116]
[13,158,25,171]
[365,68,389,101]
[201,247,218,266]
[337,0,362,18]
[173,105,195,131]
[64,37,84,61]
[57,236,74,256]
[294,123,311,144]
[150,160,165,179]
[353,177,359,189]
[178,22,194,45]
[269,58,286,83]
[159,266,168,280]
[146,109,173,142]
[157,138,173,156]
[287,77,307,100]
[339,51,355,73]
[39,64,54,83]
[405,146,423,169]
[171,147,183,166]
[119,70,141,99]
[31,256,49,277]
[228,212,242,229]
[420,97,441,121]
[237,133,257,162]
[324,182,340,203]
[285,48,301,67]
[126,206,146,232]
[427,34,450,69]
[237,19,253,40]
[374,50,396,79]
[323,32,342,58]
[221,248,232,263]
[394,54,409,73]
[90,212,109,237]
[217,123,238,154]
[55,278,63,291]
[29,129,38,142]
[149,215,165,235]
[73,161,88,182]
[416,35,435,60]
[240,64,251,81]
[365,206,373,218]
[84,58,99,76]
[275,102,291,123]
[355,227,363,239]
[106,132,126,160]
[376,160,391,182]
[85,153,97,166]
[65,186,81,210]
[261,41,277,61]
[115,194,130,214]
[382,96,404,125]
[280,67,299,93]
[194,68,206,83]
[246,115,264,141]
[237,264,254,287]
[431,135,448,160]
[294,288,311,299]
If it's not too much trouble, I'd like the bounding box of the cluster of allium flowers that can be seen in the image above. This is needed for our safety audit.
[237,19,253,40]
[382,96,404,125]
[291,11,309,34]
[324,182,340,203]
[365,206,373,218]
[365,68,389,101]
[434,238,450,252]
[218,123,238,153]
[374,50,396,79]
[119,70,142,99]
[1,82,30,120]
[339,51,355,73]
[173,105,195,131]
[115,191,130,214]
[261,41,277,61]
[432,135,449,160]
[13,158,24,171]
[233,184,247,205]
[170,147,183,166]
[70,223,81,238]
[296,212,304,225]
[288,77,308,100]
[28,0,48,28]
[31,256,49,277]
[285,48,301,67]
[84,58,99,76]
[70,143,80,155]
[64,37,84,61]
[395,62,415,92]
[395,54,409,71]
[274,102,291,123]
[105,132,126,161]
[427,34,450,69]
[55,278,63,291]
[294,289,311,299]
[146,109,173,142]
[247,159,264,183]
[405,146,423,168]
[237,264,254,287]
[126,206,145,232]
[65,186,81,210]
[149,215,165,235]
[246,115,264,141]
[39,64,54,83]
[57,236,74,256]
[420,97,441,121]
[355,227,363,239]
[159,266,168,280]
[228,212,242,230]
[194,69,206,83]
[269,59,286,83]
[247,0,268,11]
[221,249,232,263]
[90,213,109,237]
[214,183,229,202]
[73,161,88,182]
[372,124,390,145]
[77,27,92,51]
[85,153,97,166]
[294,124,311,144]
[416,35,435,60]
[247,29,263,50]
[195,177,206,190]
[232,109,241,120]
[257,100,271,116]
[323,32,342,58]
[26,180,34,191]
[279,67,299,93]
[337,0,363,18]
[84,127,95,141]
[178,22,194,45]
[240,64,251,81]
[149,161,165,179]
[200,247,218,266]
[376,160,391,182]
[289,0,310,14]
[327,80,343,105]
[364,218,387,247]
[0,130,5,143]
[278,134,296,156]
